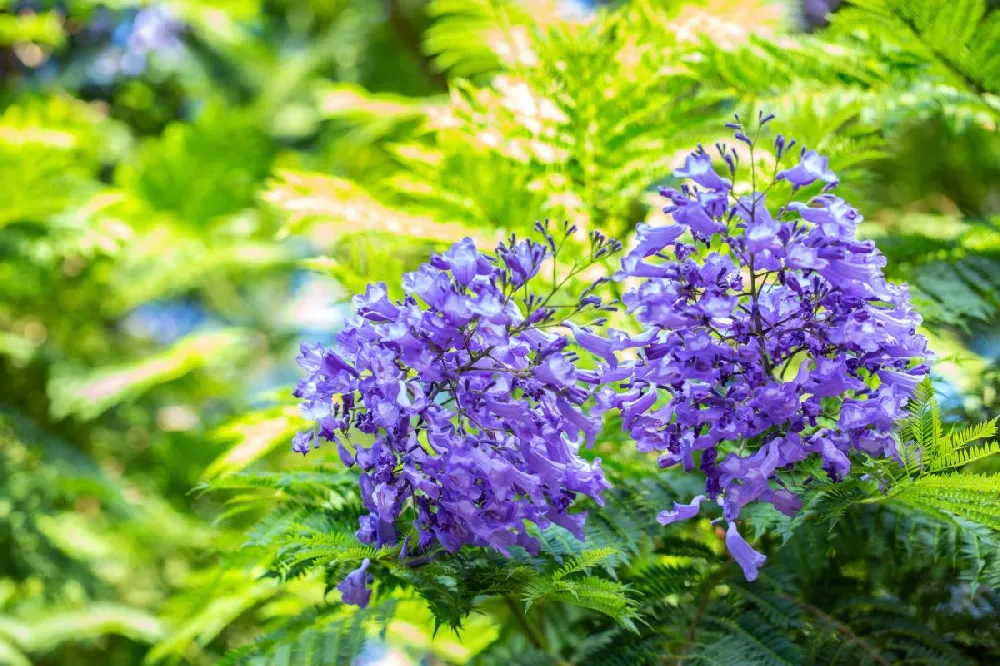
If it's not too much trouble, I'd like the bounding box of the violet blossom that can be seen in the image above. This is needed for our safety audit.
[292,113,931,592]
[725,522,766,581]
[293,223,624,601]
[611,113,930,579]
[337,558,372,608]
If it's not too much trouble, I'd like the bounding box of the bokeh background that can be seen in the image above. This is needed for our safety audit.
[1,0,999,664]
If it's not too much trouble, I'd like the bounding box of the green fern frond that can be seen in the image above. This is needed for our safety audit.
[424,0,535,79]
[728,581,805,631]
[550,548,620,581]
[891,377,1000,478]
[197,467,359,496]
[929,440,1000,472]
[203,406,313,479]
[117,105,274,226]
[271,531,382,578]
[698,608,802,666]
[523,575,637,627]
[0,604,164,655]
[584,472,689,557]
[525,523,593,566]
[688,32,886,98]
[895,477,1000,531]
[47,330,249,420]
[906,470,1000,494]
[841,0,1000,100]
[632,562,705,600]
[215,610,370,666]
[944,416,997,449]
[909,256,1000,329]
[0,95,106,227]
[804,477,882,528]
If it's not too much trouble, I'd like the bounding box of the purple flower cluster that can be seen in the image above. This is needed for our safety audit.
[293,224,623,604]
[293,115,930,596]
[613,114,930,579]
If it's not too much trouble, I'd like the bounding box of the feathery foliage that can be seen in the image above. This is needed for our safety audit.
[3,0,1000,664]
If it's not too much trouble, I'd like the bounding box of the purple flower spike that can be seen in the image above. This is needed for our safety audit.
[499,238,549,287]
[338,558,372,607]
[292,118,931,594]
[725,522,767,581]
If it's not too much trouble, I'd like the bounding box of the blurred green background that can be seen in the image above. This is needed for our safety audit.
[1,0,999,664]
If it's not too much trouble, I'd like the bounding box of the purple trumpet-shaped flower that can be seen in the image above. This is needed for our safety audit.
[725,523,766,581]
[738,196,780,253]
[770,489,803,517]
[338,558,372,607]
[622,223,685,270]
[657,495,707,525]
[565,323,630,369]
[777,149,838,189]
[353,283,399,322]
[292,430,314,455]
[675,150,732,192]
[442,237,483,286]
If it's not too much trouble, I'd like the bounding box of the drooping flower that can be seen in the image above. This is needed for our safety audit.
[338,558,372,607]
[293,223,623,601]
[725,522,766,581]
[611,115,930,580]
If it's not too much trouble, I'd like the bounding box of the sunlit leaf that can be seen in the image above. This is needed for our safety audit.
[48,330,248,419]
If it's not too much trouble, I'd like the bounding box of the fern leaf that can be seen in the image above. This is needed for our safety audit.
[551,548,620,581]
[897,473,1000,529]
[929,440,1000,472]
[215,611,369,666]
[524,576,638,626]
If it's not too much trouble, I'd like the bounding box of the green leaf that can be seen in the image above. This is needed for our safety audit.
[204,406,309,478]
[48,329,248,419]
